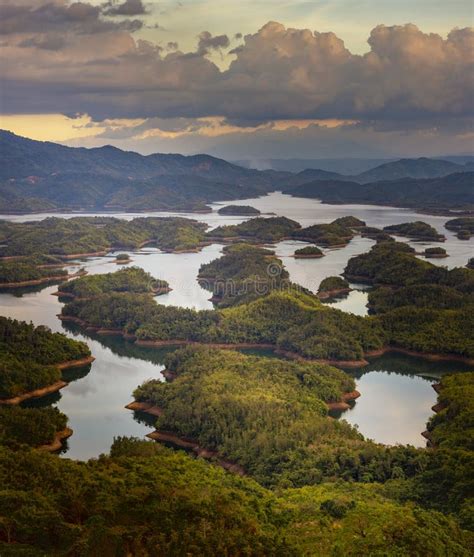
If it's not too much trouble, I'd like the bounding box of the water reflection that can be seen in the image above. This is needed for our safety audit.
[1,192,472,456]
[334,353,473,448]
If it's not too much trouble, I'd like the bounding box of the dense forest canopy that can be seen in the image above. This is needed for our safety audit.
[217,205,261,215]
[58,267,169,299]
[134,347,426,487]
[208,216,301,242]
[0,216,208,257]
[294,245,324,257]
[0,259,68,284]
[383,221,445,241]
[198,243,294,306]
[0,317,90,399]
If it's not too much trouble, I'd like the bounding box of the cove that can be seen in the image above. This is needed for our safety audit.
[1,192,472,457]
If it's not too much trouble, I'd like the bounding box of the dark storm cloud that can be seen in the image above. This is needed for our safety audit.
[0,0,142,35]
[197,31,230,55]
[1,3,473,135]
[102,0,148,17]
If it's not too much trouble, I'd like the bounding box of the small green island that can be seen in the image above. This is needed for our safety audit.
[445,217,474,233]
[457,229,472,240]
[331,216,366,228]
[317,276,351,299]
[217,205,261,216]
[294,245,324,258]
[424,247,448,258]
[198,243,291,306]
[383,221,445,241]
[115,253,131,263]
[207,216,301,243]
[291,220,355,247]
[57,267,171,300]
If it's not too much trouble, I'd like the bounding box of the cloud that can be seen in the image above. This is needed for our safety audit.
[0,0,143,35]
[0,4,472,141]
[102,0,148,17]
[197,31,230,56]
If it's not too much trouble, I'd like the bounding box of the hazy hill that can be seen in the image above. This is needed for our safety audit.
[355,157,464,183]
[1,131,472,213]
[283,172,474,210]
[0,131,284,212]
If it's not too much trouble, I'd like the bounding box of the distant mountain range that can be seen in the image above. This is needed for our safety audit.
[236,156,474,175]
[0,131,283,212]
[0,130,472,213]
[283,172,474,210]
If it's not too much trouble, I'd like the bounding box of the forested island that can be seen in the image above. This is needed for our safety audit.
[57,267,170,299]
[294,245,324,258]
[207,216,359,248]
[383,221,445,241]
[424,247,448,258]
[59,242,474,363]
[0,222,473,554]
[217,204,261,215]
[0,216,208,257]
[317,276,351,299]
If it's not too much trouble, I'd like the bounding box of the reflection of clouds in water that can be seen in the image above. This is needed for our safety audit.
[66,379,98,398]
[0,192,469,458]
[344,371,433,447]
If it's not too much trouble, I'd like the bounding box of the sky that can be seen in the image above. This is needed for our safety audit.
[0,0,473,160]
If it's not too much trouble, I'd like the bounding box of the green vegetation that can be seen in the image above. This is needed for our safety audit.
[2,437,470,556]
[424,247,448,257]
[378,307,474,358]
[58,267,169,299]
[345,241,434,286]
[445,217,474,233]
[292,220,354,247]
[217,205,261,215]
[198,244,292,306]
[0,259,68,285]
[134,347,424,487]
[331,216,366,228]
[0,406,67,448]
[457,230,472,240]
[0,317,90,399]
[359,226,394,242]
[468,258,474,269]
[62,288,385,362]
[368,284,471,313]
[346,242,474,358]
[383,221,445,241]
[207,216,300,242]
[0,216,207,257]
[283,172,474,211]
[115,253,130,261]
[318,276,350,293]
[414,373,474,529]
[294,245,324,258]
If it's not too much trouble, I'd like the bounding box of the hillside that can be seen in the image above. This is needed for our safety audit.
[0,131,282,213]
[1,131,472,213]
[284,172,474,210]
[355,157,465,183]
[280,157,472,189]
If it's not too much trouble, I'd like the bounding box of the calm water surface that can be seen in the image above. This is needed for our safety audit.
[1,192,472,456]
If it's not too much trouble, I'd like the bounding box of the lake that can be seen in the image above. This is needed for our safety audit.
[1,192,472,456]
